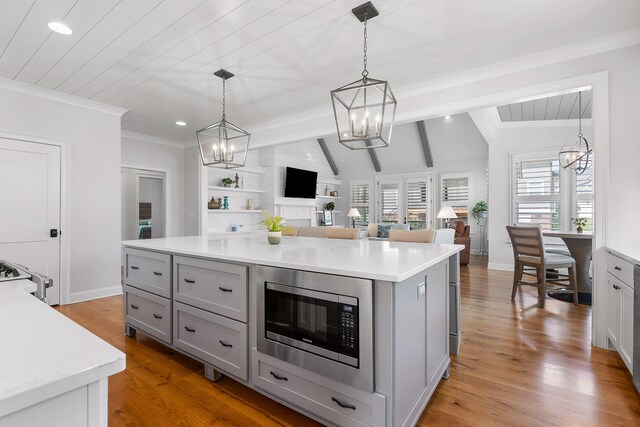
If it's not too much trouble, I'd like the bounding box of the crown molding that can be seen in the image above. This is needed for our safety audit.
[246,28,640,147]
[121,130,185,148]
[0,76,127,117]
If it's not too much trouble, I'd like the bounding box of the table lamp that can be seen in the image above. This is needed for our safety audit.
[437,206,458,228]
[347,208,361,228]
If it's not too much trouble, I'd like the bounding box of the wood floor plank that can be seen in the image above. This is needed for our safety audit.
[55,256,640,426]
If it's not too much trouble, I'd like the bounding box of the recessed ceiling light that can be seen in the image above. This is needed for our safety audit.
[48,22,72,35]
[175,121,186,126]
[444,115,451,120]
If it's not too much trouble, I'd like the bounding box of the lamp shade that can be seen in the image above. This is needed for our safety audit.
[437,206,458,219]
[347,208,362,218]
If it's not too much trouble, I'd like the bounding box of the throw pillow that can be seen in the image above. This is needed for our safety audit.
[377,224,393,239]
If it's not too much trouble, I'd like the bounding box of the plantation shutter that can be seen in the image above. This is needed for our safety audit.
[441,176,469,221]
[380,182,399,223]
[513,158,561,230]
[406,179,428,229]
[349,182,370,226]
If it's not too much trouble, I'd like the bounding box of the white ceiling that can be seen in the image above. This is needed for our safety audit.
[1,0,638,142]
[497,90,592,121]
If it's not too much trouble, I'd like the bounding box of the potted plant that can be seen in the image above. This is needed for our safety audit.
[472,201,488,221]
[325,201,335,211]
[261,211,285,245]
[221,177,234,188]
[572,217,588,233]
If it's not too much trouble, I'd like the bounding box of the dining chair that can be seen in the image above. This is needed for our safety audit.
[281,225,299,236]
[389,229,435,243]
[506,226,578,308]
[297,226,327,238]
[325,228,359,240]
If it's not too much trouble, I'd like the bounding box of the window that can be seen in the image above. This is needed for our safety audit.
[575,160,593,231]
[406,179,428,229]
[349,181,370,226]
[441,175,469,222]
[513,158,561,230]
[379,182,399,224]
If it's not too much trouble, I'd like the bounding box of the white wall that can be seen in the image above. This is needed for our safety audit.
[486,121,593,269]
[121,132,185,237]
[0,77,125,303]
[183,145,200,236]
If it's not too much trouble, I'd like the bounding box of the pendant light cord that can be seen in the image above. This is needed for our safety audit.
[362,13,368,80]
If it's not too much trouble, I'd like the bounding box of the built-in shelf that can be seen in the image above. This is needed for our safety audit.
[317,177,343,186]
[316,210,342,214]
[208,209,263,214]
[316,195,341,200]
[207,165,266,174]
[208,185,265,194]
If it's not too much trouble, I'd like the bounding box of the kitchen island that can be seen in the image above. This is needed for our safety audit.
[122,235,462,427]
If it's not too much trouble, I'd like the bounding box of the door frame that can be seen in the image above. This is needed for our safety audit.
[0,130,70,305]
[121,164,172,239]
[374,171,435,228]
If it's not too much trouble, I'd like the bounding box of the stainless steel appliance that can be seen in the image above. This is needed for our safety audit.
[633,264,640,392]
[0,259,53,303]
[257,266,374,392]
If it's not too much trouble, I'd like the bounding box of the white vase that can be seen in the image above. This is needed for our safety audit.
[267,231,282,245]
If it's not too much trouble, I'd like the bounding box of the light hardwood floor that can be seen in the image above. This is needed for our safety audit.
[56,256,640,426]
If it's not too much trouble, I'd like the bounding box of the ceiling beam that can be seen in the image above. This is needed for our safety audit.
[317,138,339,176]
[415,121,434,168]
[365,140,381,172]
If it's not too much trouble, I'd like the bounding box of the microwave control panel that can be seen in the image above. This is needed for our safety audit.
[340,305,357,349]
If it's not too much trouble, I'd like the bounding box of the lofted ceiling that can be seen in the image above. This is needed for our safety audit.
[0,0,638,142]
[497,90,592,122]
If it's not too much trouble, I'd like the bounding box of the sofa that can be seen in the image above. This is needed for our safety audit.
[453,221,470,265]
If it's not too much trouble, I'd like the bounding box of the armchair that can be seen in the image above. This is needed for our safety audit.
[453,221,470,265]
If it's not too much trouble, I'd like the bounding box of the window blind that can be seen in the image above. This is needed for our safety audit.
[406,180,427,229]
[441,176,469,221]
[513,159,561,230]
[380,183,399,224]
[349,182,370,226]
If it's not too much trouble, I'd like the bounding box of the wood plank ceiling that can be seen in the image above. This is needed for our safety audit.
[497,90,593,122]
[0,1,638,142]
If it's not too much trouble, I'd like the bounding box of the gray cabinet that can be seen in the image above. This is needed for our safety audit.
[124,285,172,344]
[124,248,171,298]
[173,256,248,322]
[606,251,635,372]
[174,302,248,381]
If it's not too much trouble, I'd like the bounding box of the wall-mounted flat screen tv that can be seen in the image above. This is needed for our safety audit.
[284,167,318,199]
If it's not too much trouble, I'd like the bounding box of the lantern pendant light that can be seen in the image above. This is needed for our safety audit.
[330,2,397,150]
[196,69,250,168]
[558,91,592,175]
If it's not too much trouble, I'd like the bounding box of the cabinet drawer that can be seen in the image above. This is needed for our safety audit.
[173,256,247,321]
[607,252,634,287]
[124,248,171,298]
[254,358,374,427]
[124,285,172,344]
[174,302,247,381]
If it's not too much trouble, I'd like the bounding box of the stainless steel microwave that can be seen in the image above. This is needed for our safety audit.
[257,266,374,392]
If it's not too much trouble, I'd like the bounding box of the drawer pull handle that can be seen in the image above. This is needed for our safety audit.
[130,266,139,270]
[130,304,139,309]
[331,397,356,410]
[219,340,233,348]
[614,266,622,271]
[153,314,162,319]
[184,279,196,284]
[184,326,196,332]
[269,371,288,381]
[153,271,162,276]
[218,286,233,293]
[613,284,620,290]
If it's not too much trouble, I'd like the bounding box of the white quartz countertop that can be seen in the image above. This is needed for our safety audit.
[123,235,464,282]
[0,284,125,417]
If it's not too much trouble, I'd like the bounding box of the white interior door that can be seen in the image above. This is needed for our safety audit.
[0,138,61,305]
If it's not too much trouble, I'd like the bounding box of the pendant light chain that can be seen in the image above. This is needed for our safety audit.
[362,13,368,80]
[221,77,226,122]
[577,91,582,139]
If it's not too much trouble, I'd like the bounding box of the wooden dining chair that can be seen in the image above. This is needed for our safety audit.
[325,228,359,240]
[281,225,299,236]
[506,226,579,308]
[297,226,327,238]
[389,229,435,243]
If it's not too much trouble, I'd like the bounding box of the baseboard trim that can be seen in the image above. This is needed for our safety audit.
[68,285,123,304]
[487,263,514,272]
